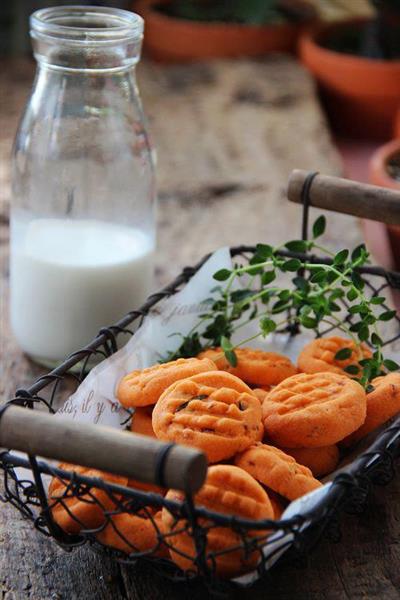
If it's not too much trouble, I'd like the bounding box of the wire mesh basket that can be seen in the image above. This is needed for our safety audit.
[1,170,400,593]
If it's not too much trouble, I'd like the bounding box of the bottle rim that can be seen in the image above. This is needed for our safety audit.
[30,5,144,45]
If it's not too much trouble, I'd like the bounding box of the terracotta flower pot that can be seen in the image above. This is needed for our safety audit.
[369,139,400,268]
[136,0,314,62]
[394,109,400,138]
[299,18,400,140]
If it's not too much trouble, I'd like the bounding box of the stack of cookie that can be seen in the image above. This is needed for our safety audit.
[48,337,400,577]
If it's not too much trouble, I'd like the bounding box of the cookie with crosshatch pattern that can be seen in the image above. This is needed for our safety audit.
[197,347,297,386]
[342,372,400,447]
[48,464,128,534]
[152,371,263,462]
[262,372,366,447]
[162,465,274,578]
[297,336,372,378]
[235,443,322,501]
[117,357,216,408]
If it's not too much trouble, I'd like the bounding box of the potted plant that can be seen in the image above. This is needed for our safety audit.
[369,138,400,267]
[299,0,400,139]
[135,0,316,62]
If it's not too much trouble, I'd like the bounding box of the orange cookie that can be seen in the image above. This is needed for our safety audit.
[117,357,216,408]
[235,443,322,501]
[262,372,366,447]
[130,406,156,438]
[197,347,297,386]
[278,445,340,478]
[96,510,167,557]
[152,371,263,462]
[342,372,400,446]
[162,465,274,578]
[252,387,272,404]
[127,477,165,496]
[48,464,128,534]
[263,488,285,520]
[298,336,372,378]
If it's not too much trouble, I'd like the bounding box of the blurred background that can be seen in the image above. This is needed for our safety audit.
[1,0,400,279]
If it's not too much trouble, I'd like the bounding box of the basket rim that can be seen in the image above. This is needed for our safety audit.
[2,243,400,580]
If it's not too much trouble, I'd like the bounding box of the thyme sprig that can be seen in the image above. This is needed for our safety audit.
[165,216,399,386]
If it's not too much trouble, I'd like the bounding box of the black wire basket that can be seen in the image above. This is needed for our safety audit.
[2,170,400,594]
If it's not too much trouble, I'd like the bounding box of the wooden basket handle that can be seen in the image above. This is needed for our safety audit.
[0,405,207,493]
[287,169,400,225]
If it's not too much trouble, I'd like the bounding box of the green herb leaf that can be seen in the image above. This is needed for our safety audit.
[349,321,363,333]
[379,310,397,322]
[358,324,369,342]
[348,304,364,314]
[333,249,349,265]
[351,244,366,262]
[329,301,341,312]
[220,335,233,351]
[271,299,291,314]
[213,269,231,281]
[310,270,326,285]
[255,243,274,259]
[225,350,237,367]
[260,317,276,336]
[230,289,254,303]
[370,296,385,305]
[335,348,353,360]
[246,265,263,275]
[282,258,302,272]
[285,240,308,253]
[383,358,400,371]
[371,332,383,347]
[312,215,326,239]
[365,315,377,326]
[351,272,364,290]
[347,288,358,301]
[279,290,291,301]
[261,270,276,285]
[330,289,345,300]
[300,316,318,329]
[293,276,309,292]
[344,365,360,375]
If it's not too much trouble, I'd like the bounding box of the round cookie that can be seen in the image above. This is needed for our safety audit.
[96,510,167,557]
[342,372,400,447]
[48,464,128,534]
[252,387,272,404]
[152,371,263,462]
[197,347,297,386]
[162,465,274,578]
[235,443,322,501]
[263,488,285,520]
[262,372,366,447]
[297,336,372,378]
[130,406,156,438]
[117,357,216,408]
[278,445,340,478]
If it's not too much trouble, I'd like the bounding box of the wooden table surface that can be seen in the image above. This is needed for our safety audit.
[1,56,399,600]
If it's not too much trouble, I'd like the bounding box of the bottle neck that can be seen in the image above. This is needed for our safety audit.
[30,6,143,73]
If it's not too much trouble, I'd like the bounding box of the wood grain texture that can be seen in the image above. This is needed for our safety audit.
[288,169,400,225]
[1,56,399,600]
[0,406,207,492]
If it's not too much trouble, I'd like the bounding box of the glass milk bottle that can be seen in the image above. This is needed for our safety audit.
[10,6,156,367]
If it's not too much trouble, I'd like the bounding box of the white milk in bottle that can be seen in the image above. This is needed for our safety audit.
[10,217,154,363]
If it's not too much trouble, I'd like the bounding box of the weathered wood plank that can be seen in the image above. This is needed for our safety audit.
[1,55,398,600]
